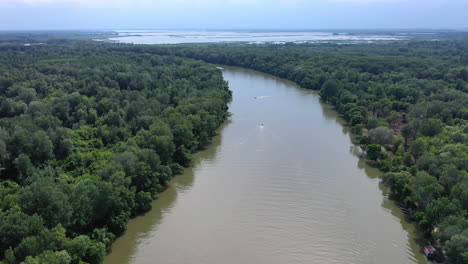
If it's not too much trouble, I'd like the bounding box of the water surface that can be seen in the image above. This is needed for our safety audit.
[107,30,404,44]
[104,67,426,264]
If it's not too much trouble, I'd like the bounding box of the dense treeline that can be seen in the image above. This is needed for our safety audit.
[1,38,467,263]
[0,42,230,264]
[141,41,468,263]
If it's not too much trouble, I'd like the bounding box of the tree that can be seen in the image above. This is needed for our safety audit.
[168,113,194,150]
[135,191,153,214]
[425,197,460,224]
[410,138,426,159]
[90,228,115,252]
[459,68,468,82]
[31,131,54,163]
[411,171,444,207]
[367,144,382,161]
[0,139,8,171]
[375,98,392,117]
[0,44,232,263]
[14,236,42,262]
[435,215,468,242]
[351,124,364,135]
[0,211,44,253]
[69,180,101,234]
[173,145,192,167]
[320,79,342,100]
[366,117,385,130]
[14,154,34,182]
[416,153,438,175]
[349,112,364,126]
[369,126,393,145]
[4,248,16,264]
[56,139,73,158]
[19,177,73,228]
[21,250,71,264]
[409,103,428,119]
[402,119,420,145]
[2,35,468,264]
[445,230,468,264]
[66,235,105,264]
[392,136,404,152]
[420,118,443,137]
[382,171,413,200]
[450,184,468,210]
[439,164,463,188]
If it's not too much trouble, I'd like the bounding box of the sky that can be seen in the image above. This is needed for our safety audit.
[0,0,467,30]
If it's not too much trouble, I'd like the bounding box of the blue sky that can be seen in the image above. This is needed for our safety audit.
[0,0,467,30]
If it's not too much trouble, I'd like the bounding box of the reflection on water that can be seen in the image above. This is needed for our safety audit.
[104,67,427,264]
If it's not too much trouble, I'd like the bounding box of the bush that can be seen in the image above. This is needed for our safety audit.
[369,126,393,145]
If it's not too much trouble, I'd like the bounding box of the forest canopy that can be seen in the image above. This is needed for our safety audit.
[143,40,468,263]
[0,38,467,263]
[0,41,231,264]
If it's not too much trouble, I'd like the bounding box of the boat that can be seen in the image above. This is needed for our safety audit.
[423,245,436,260]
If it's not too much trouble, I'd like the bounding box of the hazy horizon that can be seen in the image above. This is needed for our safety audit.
[1,28,466,32]
[1,0,467,30]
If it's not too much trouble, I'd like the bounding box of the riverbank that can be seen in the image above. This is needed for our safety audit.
[142,42,467,263]
[105,66,427,264]
[0,42,232,264]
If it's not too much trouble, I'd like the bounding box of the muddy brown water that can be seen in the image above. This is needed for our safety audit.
[104,66,426,264]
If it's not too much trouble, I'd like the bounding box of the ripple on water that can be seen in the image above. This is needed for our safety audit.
[103,67,425,264]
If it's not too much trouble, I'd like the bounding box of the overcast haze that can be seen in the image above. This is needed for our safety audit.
[0,0,467,30]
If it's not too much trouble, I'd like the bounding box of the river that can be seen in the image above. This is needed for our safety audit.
[104,66,426,264]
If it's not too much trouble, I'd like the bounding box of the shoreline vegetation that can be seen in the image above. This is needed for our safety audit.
[0,36,466,264]
[0,42,231,264]
[142,41,468,263]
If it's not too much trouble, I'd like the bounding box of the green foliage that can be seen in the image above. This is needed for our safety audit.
[366,116,387,130]
[369,126,393,145]
[90,228,115,252]
[366,144,382,161]
[4,248,16,264]
[21,250,71,264]
[1,38,467,263]
[0,211,45,255]
[20,177,72,226]
[66,235,105,264]
[351,124,364,135]
[392,136,404,152]
[135,191,153,214]
[14,154,33,182]
[412,171,445,207]
[383,171,413,201]
[13,224,68,262]
[0,42,230,263]
[149,41,467,263]
[410,138,427,158]
[320,79,343,102]
[444,230,468,264]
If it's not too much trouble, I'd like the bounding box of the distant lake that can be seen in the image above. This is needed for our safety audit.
[106,30,405,44]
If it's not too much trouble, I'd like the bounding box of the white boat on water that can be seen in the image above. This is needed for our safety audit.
[216,66,224,70]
